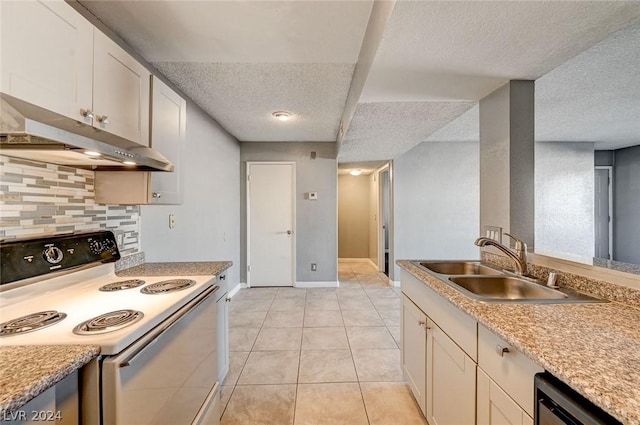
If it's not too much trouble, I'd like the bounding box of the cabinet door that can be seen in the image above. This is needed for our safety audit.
[401,295,427,414]
[93,29,150,146]
[426,321,476,425]
[149,76,186,204]
[477,369,533,425]
[0,0,93,123]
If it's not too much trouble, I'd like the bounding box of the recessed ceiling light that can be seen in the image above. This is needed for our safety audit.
[123,160,136,166]
[84,150,101,157]
[272,111,291,122]
[350,170,362,176]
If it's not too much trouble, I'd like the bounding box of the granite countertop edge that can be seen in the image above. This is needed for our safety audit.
[116,261,233,277]
[0,345,100,415]
[397,259,640,425]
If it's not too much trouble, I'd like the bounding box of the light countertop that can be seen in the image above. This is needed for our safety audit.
[0,345,100,415]
[398,260,640,425]
[117,261,232,277]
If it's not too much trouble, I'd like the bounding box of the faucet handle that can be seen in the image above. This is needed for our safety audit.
[503,233,527,252]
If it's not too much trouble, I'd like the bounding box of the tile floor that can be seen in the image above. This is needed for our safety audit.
[220,261,427,425]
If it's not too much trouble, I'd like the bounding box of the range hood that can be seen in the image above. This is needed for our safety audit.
[0,94,173,172]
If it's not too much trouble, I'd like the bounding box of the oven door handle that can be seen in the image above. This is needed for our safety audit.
[119,284,219,368]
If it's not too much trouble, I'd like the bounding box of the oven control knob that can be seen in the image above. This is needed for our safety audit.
[43,246,64,264]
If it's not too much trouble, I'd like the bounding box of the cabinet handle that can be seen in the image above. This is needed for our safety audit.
[80,108,94,119]
[152,192,162,198]
[96,115,110,124]
[220,275,226,281]
[496,344,510,357]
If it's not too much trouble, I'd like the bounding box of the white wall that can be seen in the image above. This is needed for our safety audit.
[393,141,480,279]
[141,103,241,286]
[535,142,595,257]
[338,174,370,258]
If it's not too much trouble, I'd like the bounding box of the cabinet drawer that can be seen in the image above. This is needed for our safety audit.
[401,270,477,360]
[478,324,543,417]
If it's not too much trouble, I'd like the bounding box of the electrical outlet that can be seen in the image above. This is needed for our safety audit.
[116,233,123,247]
[169,214,176,229]
[311,263,317,271]
[484,226,502,242]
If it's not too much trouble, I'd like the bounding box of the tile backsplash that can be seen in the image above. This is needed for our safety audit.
[0,155,140,255]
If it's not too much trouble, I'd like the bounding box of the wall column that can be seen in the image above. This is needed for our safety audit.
[479,80,535,247]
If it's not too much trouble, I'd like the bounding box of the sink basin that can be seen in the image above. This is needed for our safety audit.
[448,276,568,301]
[418,261,502,276]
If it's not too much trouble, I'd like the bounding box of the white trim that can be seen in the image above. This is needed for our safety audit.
[377,164,390,274]
[295,281,339,288]
[246,161,297,287]
[228,283,242,298]
[240,282,249,289]
[339,258,378,269]
[392,280,401,288]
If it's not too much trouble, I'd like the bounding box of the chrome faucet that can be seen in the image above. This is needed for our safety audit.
[475,233,528,276]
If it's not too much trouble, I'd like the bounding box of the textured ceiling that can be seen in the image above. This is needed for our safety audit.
[338,102,474,163]
[78,0,372,142]
[339,1,640,162]
[153,62,355,142]
[424,21,640,151]
[77,0,640,160]
[536,21,640,150]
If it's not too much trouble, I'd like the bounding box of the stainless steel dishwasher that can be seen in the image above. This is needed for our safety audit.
[534,373,621,425]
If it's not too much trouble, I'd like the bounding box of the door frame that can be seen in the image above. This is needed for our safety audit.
[595,165,613,259]
[377,163,392,277]
[246,161,296,287]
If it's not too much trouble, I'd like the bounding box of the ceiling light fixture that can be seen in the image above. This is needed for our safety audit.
[84,150,101,157]
[272,111,291,122]
[350,170,362,176]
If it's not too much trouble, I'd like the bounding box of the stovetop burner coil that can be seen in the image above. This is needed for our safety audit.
[0,310,67,337]
[73,309,144,335]
[141,279,196,294]
[99,279,146,292]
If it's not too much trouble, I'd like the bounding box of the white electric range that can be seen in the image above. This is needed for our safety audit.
[0,231,221,425]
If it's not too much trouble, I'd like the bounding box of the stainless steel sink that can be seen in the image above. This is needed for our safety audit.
[448,276,569,301]
[418,261,502,276]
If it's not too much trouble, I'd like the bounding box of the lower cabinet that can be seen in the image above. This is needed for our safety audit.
[426,321,476,425]
[401,270,542,425]
[402,293,476,423]
[401,295,427,413]
[477,369,533,425]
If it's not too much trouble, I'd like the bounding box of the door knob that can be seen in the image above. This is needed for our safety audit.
[286,230,292,235]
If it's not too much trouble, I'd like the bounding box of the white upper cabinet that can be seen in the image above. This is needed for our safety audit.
[147,76,185,203]
[94,76,185,205]
[0,0,93,121]
[93,30,150,146]
[1,0,150,146]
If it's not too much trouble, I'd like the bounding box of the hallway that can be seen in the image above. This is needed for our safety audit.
[221,261,426,425]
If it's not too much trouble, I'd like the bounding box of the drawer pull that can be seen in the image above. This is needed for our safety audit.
[496,344,510,357]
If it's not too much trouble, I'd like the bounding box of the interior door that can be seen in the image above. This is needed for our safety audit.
[594,167,611,259]
[247,162,295,287]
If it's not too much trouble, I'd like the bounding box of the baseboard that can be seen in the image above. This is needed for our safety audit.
[295,281,339,288]
[228,283,242,298]
[239,282,249,289]
[339,258,379,270]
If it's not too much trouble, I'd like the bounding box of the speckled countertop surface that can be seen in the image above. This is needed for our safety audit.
[0,345,100,415]
[398,260,640,425]
[117,261,232,277]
